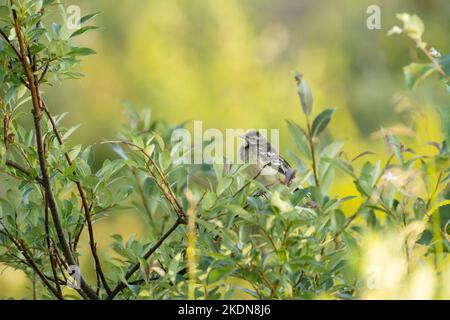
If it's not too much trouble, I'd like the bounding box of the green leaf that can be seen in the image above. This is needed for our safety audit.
[29,43,46,55]
[217,176,233,196]
[4,85,18,104]
[208,267,234,284]
[272,191,293,213]
[320,140,345,159]
[439,105,450,154]
[80,12,100,25]
[404,63,436,90]
[168,253,183,283]
[389,135,404,166]
[69,47,96,56]
[64,162,77,177]
[287,120,311,159]
[52,22,61,37]
[312,109,335,137]
[62,124,81,141]
[295,74,313,115]
[70,25,99,38]
[203,191,217,210]
[396,13,424,42]
[437,55,450,79]
[152,133,165,151]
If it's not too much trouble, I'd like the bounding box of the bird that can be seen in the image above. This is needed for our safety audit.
[239,130,295,186]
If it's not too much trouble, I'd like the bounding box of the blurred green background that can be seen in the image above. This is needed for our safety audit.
[1,0,449,298]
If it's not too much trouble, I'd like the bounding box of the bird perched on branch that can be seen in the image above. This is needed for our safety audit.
[239,130,296,186]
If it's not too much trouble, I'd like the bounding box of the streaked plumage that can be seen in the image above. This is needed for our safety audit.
[239,130,295,185]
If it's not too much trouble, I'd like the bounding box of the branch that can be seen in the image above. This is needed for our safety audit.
[232,163,270,199]
[107,218,183,300]
[44,196,63,297]
[0,27,21,61]
[0,221,63,300]
[42,101,111,295]
[305,116,320,187]
[102,140,186,222]
[133,169,152,218]
[258,269,277,298]
[419,46,450,82]
[10,3,99,300]
[5,160,43,184]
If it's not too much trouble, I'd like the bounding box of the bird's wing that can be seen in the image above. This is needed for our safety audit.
[277,155,292,175]
[261,143,292,175]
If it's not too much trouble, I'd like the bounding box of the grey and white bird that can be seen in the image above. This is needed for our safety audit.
[239,130,295,186]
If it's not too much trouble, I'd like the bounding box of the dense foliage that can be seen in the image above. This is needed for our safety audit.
[0,1,449,299]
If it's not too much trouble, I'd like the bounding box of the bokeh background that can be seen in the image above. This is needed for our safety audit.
[1,0,449,298]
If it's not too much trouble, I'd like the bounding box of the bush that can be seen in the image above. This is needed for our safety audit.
[0,2,449,299]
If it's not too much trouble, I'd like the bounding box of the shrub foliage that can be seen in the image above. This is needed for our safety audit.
[0,1,449,299]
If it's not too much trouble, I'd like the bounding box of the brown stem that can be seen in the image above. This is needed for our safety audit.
[104,140,186,221]
[39,61,50,82]
[3,111,9,146]
[305,116,320,187]
[419,46,450,81]
[0,221,63,300]
[44,196,63,297]
[133,169,152,219]
[107,218,182,300]
[5,160,43,184]
[11,4,98,300]
[257,269,276,298]
[0,27,21,60]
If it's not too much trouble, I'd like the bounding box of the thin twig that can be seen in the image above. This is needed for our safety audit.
[305,115,320,187]
[107,218,183,300]
[103,140,186,221]
[42,101,111,295]
[232,164,270,199]
[0,221,63,300]
[44,196,63,297]
[257,269,276,298]
[133,169,152,219]
[5,160,43,184]
[419,46,450,81]
[0,27,21,60]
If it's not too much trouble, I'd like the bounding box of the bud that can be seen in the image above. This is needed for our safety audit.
[295,73,313,116]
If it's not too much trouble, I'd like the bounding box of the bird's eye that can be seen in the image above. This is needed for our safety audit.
[256,131,260,137]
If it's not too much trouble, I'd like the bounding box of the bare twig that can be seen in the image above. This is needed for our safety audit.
[133,169,152,218]
[42,101,111,295]
[232,164,270,199]
[257,269,276,298]
[44,196,63,297]
[0,221,63,300]
[305,115,320,187]
[0,27,21,60]
[107,218,183,300]
[103,140,186,221]
[5,160,43,184]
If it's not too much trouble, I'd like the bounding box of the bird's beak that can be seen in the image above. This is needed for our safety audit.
[239,135,246,140]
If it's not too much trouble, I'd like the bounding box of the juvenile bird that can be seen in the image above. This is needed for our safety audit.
[239,130,295,186]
